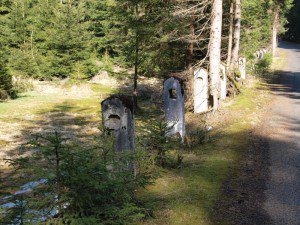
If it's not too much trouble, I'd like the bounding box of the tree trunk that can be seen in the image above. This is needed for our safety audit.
[54,132,61,207]
[133,33,139,111]
[209,0,223,111]
[272,8,279,57]
[133,4,139,111]
[226,2,234,69]
[229,0,241,75]
[188,15,195,70]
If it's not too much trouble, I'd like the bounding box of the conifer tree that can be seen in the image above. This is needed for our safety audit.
[35,0,96,79]
[105,0,175,107]
[271,0,293,55]
[0,50,13,99]
[285,0,300,41]
[0,0,13,98]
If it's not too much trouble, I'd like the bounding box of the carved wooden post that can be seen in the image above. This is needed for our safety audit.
[163,77,185,141]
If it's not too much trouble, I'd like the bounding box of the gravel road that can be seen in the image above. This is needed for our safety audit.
[264,42,300,225]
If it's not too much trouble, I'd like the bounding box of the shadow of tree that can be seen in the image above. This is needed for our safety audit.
[213,42,300,225]
[2,46,300,225]
[1,100,102,193]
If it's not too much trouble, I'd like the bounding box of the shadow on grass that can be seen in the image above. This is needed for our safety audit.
[2,53,300,225]
[1,81,269,225]
[0,100,101,191]
[135,122,273,225]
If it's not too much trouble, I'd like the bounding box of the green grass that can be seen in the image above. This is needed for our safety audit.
[0,84,115,122]
[138,79,269,225]
[0,78,270,224]
[91,83,117,94]
[0,83,115,164]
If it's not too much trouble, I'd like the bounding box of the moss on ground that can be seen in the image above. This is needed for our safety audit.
[0,77,271,224]
[138,78,270,225]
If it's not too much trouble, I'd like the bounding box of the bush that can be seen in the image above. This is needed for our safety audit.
[11,76,34,95]
[185,128,207,149]
[139,118,182,168]
[254,53,273,77]
[234,68,242,79]
[2,131,153,224]
[0,89,10,100]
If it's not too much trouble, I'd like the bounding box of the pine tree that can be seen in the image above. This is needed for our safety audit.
[0,0,13,99]
[103,0,176,107]
[3,0,96,79]
[0,50,13,99]
[271,0,293,55]
[36,0,96,79]
[285,0,300,41]
[5,0,39,77]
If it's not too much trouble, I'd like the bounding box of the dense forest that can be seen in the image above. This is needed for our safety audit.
[0,0,293,99]
[285,0,300,41]
[0,0,296,224]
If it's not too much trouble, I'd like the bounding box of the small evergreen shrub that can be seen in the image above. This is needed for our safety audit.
[234,68,242,79]
[0,90,10,100]
[99,52,115,74]
[2,131,154,224]
[139,118,182,168]
[254,53,273,77]
[185,128,207,149]
[0,54,14,100]
[11,77,34,95]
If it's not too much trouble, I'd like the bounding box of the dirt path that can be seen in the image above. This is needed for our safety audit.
[263,42,300,225]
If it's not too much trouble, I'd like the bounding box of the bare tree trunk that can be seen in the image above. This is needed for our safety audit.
[188,15,195,70]
[54,132,61,203]
[133,4,139,111]
[226,1,234,69]
[229,0,241,75]
[133,34,139,110]
[209,0,223,111]
[272,8,279,57]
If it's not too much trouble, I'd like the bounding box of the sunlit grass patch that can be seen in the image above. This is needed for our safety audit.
[0,139,9,146]
[138,77,270,225]
[139,151,238,224]
[91,83,116,94]
[0,75,271,224]
[139,149,237,225]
